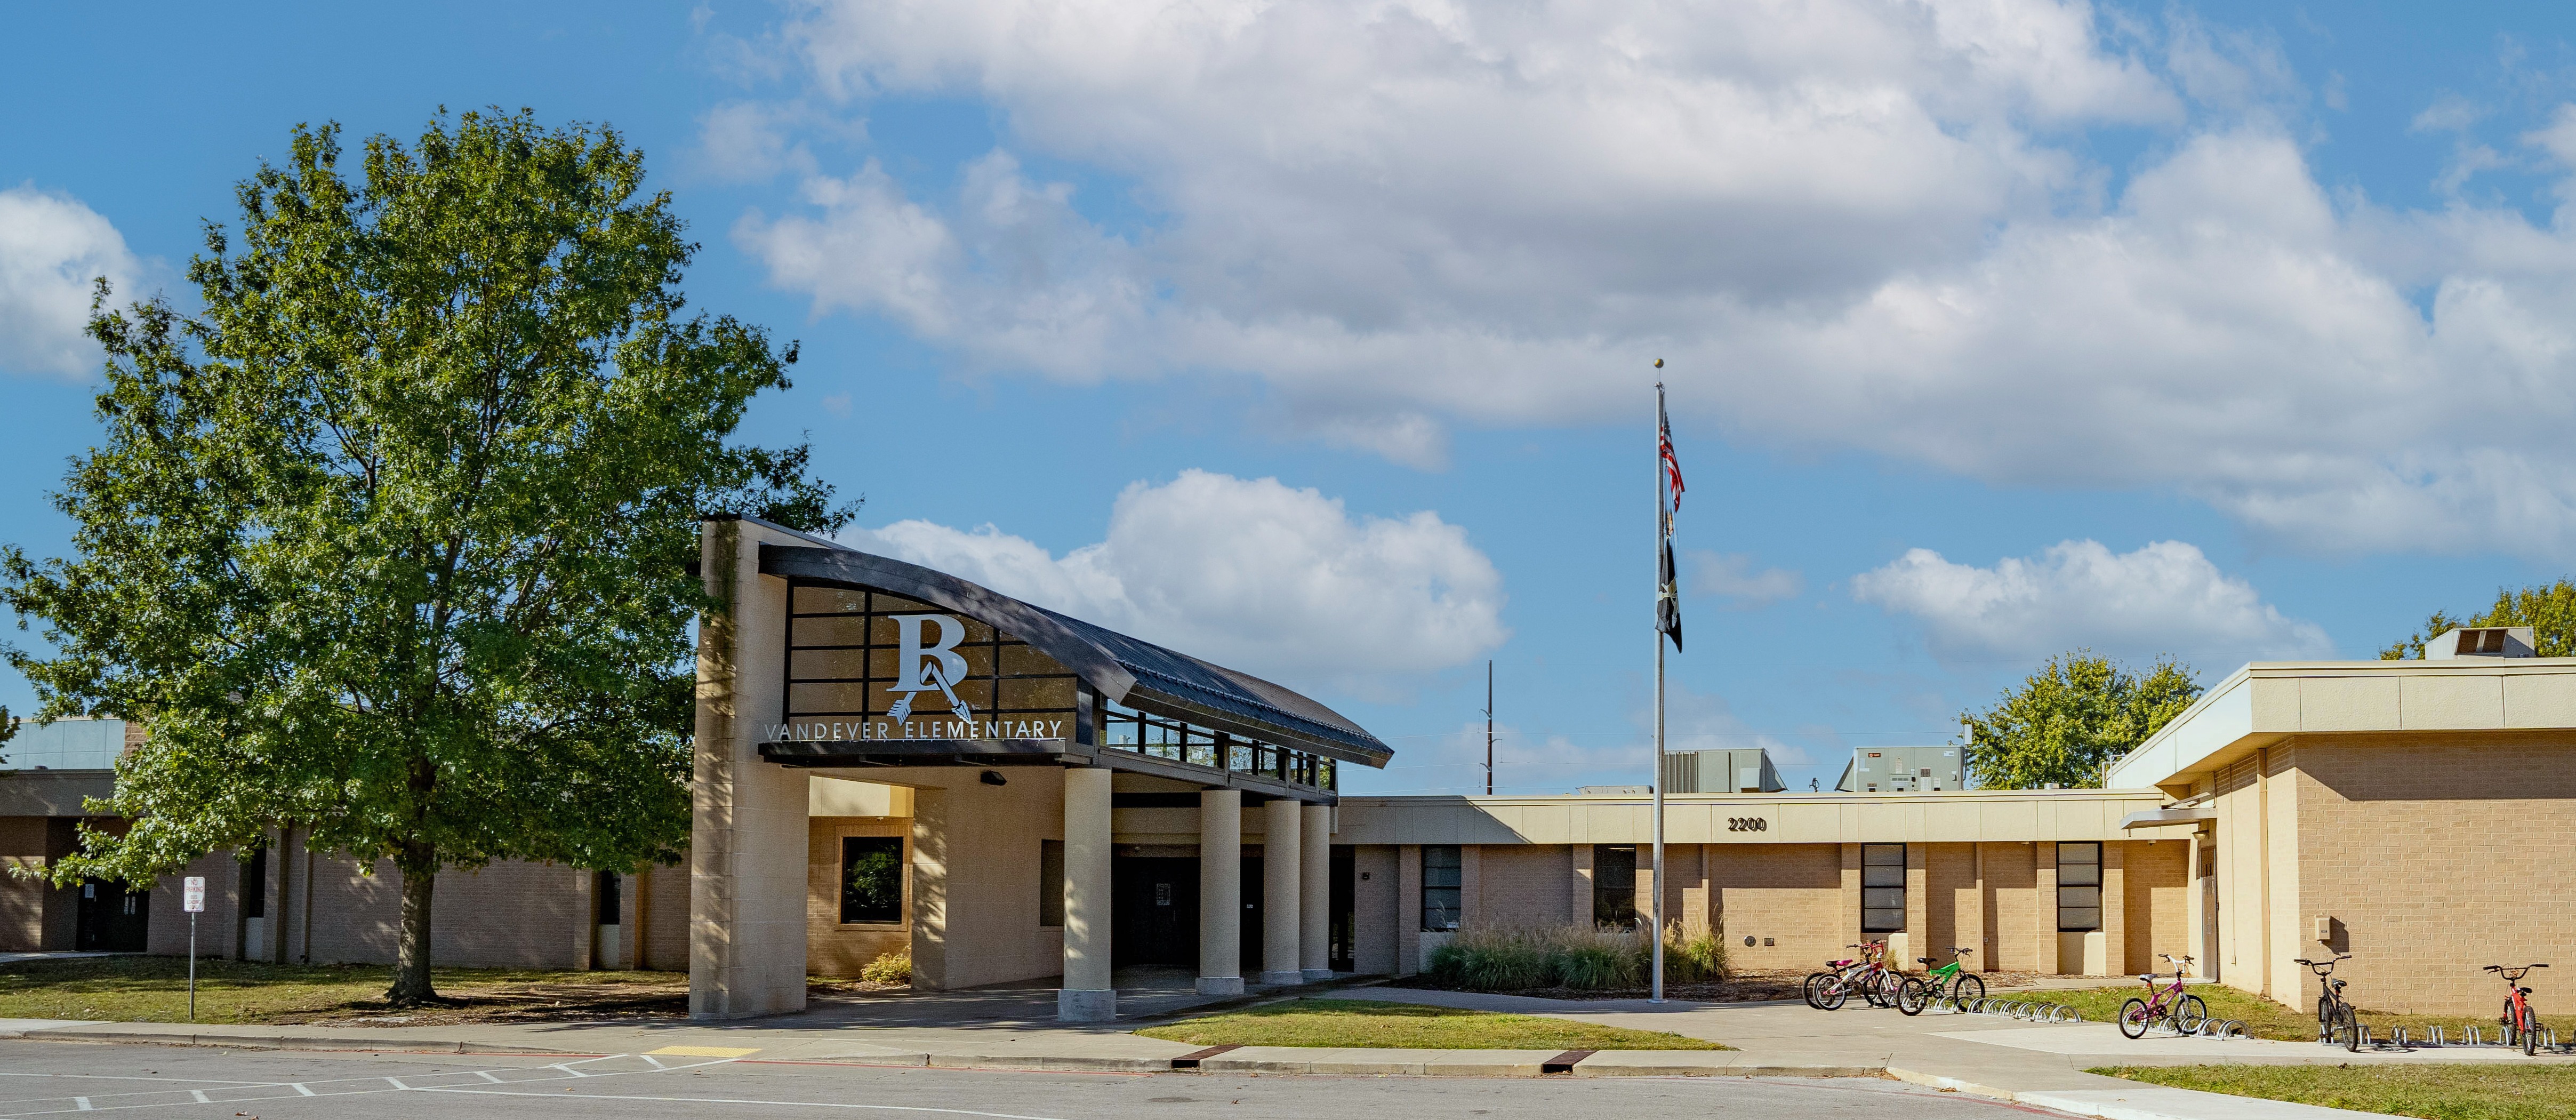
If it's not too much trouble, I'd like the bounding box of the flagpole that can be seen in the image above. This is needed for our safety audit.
[1651,375,1667,1005]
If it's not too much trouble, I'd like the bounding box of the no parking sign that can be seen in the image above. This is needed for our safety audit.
[182,876,205,913]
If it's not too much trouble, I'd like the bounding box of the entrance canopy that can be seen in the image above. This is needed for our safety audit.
[750,539,1391,805]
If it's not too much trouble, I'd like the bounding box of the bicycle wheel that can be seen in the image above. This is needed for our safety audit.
[1817,978,1850,1011]
[2525,1007,2541,1057]
[2505,999,2523,1048]
[1952,972,1986,1005]
[2174,994,2210,1035]
[2317,995,2335,1044]
[1898,977,1930,1016]
[2118,998,2151,1039]
[1803,973,1827,1010]
[2338,1006,2360,1052]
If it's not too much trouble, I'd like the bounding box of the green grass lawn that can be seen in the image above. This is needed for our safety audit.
[2050,982,2511,1044]
[2092,1063,2576,1119]
[0,956,686,1025]
[1135,997,1730,1050]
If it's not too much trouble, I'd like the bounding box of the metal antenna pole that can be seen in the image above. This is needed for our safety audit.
[1651,378,1667,1005]
[1484,660,1495,796]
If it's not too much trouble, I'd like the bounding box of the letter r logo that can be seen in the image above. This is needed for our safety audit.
[888,614,971,701]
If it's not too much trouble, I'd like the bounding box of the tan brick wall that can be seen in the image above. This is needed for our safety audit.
[147,850,245,958]
[639,862,690,971]
[2125,838,2189,978]
[807,817,910,978]
[1398,844,1422,974]
[2287,735,2576,1015]
[1353,845,1400,975]
[290,853,587,969]
[1473,844,1569,930]
[1982,842,2039,971]
[1710,843,1844,971]
[1925,842,1973,968]
[0,818,45,951]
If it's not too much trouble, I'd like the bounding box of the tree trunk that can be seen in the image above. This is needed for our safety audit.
[385,841,439,1005]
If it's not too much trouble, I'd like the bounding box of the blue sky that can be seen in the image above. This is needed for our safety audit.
[5,2,2574,795]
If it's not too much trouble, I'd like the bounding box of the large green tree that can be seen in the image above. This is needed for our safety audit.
[1961,652,2202,789]
[2380,580,2576,659]
[2,110,850,1005]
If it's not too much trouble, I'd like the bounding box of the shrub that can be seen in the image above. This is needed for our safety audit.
[1427,924,1728,992]
[859,949,911,985]
[1659,924,1729,985]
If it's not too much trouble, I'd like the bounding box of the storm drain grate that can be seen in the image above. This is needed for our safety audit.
[1170,1044,1242,1069]
[1541,1049,1595,1075]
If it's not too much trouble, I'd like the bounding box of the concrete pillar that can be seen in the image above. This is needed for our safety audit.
[1197,789,1245,995]
[1057,766,1115,1021]
[688,516,813,1020]
[1261,797,1303,985]
[1569,844,1595,925]
[2035,845,2060,975]
[1300,803,1331,980]
[909,787,949,990]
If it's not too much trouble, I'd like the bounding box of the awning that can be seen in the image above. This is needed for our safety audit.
[2117,806,2216,830]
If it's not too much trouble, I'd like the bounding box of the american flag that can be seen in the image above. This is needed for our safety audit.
[1657,383,1683,652]
[1658,391,1685,510]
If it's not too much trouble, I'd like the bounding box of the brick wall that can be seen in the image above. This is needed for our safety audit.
[2125,838,2189,978]
[1709,843,1843,971]
[807,816,910,978]
[1982,842,2039,971]
[1472,844,1568,930]
[638,862,690,971]
[0,818,45,951]
[1925,842,1973,968]
[2288,734,2576,1015]
[1353,845,1400,975]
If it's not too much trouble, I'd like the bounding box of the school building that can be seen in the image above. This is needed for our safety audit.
[4,516,2570,1021]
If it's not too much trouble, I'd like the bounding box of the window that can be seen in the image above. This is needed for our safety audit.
[1421,845,1462,931]
[1592,845,1638,929]
[2057,842,2102,931]
[241,845,267,921]
[1861,844,1906,932]
[840,836,904,924]
[1039,839,1065,927]
[595,870,621,925]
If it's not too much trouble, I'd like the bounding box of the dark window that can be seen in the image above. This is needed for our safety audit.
[595,870,621,925]
[1039,839,1065,927]
[841,836,904,924]
[1861,844,1906,932]
[2057,842,2102,931]
[241,845,267,920]
[1422,845,1462,931]
[1593,845,1638,929]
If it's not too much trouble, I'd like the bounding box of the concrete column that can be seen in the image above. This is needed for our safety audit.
[1261,797,1303,985]
[1197,789,1245,996]
[2035,845,2060,975]
[1569,844,1595,925]
[688,516,813,1020]
[1398,845,1422,975]
[909,788,949,990]
[1299,803,1331,980]
[1057,766,1115,1021]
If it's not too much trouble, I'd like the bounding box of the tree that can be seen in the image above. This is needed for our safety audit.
[2380,580,2576,659]
[1961,652,2202,789]
[1,110,851,1005]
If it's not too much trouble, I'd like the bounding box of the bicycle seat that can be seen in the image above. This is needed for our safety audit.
[1917,957,1936,965]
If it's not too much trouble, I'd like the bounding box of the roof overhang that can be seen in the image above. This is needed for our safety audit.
[2117,807,2216,830]
[758,738,1335,804]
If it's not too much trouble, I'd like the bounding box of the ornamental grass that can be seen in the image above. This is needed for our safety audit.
[1425,923,1728,992]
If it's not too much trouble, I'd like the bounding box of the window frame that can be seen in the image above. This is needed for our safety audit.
[1592,844,1639,929]
[2056,841,2102,932]
[839,835,906,926]
[1860,843,1906,933]
[1421,845,1462,932]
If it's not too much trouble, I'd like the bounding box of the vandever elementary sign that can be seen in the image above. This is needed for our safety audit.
[691,514,1393,1025]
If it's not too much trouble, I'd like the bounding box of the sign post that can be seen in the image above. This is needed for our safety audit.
[181,876,205,1022]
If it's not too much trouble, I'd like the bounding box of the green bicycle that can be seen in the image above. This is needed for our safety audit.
[1898,946,1984,1015]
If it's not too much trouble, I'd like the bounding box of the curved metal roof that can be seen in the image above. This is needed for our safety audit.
[756,542,1393,768]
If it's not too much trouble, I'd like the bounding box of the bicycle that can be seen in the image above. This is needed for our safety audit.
[1806,942,1889,1011]
[2484,963,2550,1056]
[1898,946,1981,1015]
[2293,954,2359,1051]
[2293,954,2357,1051]
[2117,954,2206,1039]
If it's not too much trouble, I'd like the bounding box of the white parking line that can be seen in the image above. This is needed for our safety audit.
[415,1089,1073,1119]
[0,1054,749,1118]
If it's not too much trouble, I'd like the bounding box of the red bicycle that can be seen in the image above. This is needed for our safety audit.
[2486,963,2550,1056]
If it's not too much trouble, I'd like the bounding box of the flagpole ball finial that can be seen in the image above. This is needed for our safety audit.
[1653,357,1663,368]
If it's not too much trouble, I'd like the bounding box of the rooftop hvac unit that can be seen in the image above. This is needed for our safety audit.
[2426,626,2536,659]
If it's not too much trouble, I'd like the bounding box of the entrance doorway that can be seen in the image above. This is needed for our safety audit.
[75,877,148,952]
[1329,845,1355,971]
[1110,855,1266,972]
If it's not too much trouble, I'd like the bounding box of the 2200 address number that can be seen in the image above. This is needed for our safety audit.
[1727,817,1769,832]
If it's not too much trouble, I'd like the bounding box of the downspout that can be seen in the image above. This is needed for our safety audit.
[2254,747,2271,1000]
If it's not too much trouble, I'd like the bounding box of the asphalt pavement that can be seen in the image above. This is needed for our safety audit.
[0,1040,2052,1119]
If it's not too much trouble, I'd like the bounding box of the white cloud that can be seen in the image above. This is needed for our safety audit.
[728,3,2576,556]
[1850,539,2334,670]
[0,186,139,378]
[1687,550,1803,609]
[844,469,1508,694]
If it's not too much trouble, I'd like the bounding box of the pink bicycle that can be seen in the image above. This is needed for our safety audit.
[2118,954,2208,1038]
